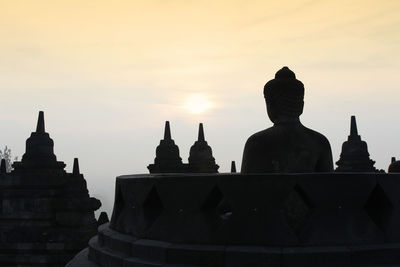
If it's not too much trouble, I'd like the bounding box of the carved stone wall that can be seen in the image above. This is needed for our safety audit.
[109,173,400,246]
[0,112,101,266]
[68,172,400,267]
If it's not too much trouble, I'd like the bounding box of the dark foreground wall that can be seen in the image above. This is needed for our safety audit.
[111,173,400,246]
[0,168,101,267]
[68,173,400,266]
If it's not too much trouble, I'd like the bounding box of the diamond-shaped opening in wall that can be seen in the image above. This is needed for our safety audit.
[281,184,313,237]
[365,184,393,230]
[142,186,164,228]
[201,186,232,227]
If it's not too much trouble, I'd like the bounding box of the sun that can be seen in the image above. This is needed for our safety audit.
[183,93,212,114]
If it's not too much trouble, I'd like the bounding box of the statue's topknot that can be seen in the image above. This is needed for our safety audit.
[275,66,296,79]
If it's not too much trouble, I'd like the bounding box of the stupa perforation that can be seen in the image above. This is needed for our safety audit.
[281,183,314,238]
[58,67,400,266]
[142,185,164,229]
[364,183,393,230]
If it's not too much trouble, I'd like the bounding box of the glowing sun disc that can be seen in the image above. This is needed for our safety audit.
[183,94,212,114]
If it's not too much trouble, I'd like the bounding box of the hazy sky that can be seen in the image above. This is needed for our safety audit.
[1,0,399,215]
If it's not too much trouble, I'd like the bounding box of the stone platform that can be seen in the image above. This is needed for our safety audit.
[68,173,400,266]
[0,112,101,266]
[0,168,101,266]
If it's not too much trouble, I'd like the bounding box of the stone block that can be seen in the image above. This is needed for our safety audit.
[123,257,163,267]
[350,244,400,266]
[166,243,224,266]
[132,239,170,262]
[225,246,281,267]
[282,246,351,267]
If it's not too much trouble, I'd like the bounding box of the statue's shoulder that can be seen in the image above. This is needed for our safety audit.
[245,127,275,146]
[302,126,331,147]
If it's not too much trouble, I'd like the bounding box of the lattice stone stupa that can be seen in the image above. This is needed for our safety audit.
[68,68,400,267]
[0,111,101,267]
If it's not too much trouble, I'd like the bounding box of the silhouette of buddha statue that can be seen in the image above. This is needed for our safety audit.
[241,67,333,173]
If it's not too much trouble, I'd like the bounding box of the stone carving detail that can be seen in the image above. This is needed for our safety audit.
[336,116,377,172]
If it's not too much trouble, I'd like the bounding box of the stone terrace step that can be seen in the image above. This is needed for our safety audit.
[83,224,400,267]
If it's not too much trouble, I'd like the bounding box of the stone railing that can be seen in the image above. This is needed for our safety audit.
[109,173,400,246]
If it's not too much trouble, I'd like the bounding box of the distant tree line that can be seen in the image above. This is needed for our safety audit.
[0,146,18,172]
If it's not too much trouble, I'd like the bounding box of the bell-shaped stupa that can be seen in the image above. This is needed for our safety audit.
[13,111,66,171]
[388,157,400,173]
[148,121,184,173]
[0,111,101,267]
[68,70,400,267]
[188,123,219,173]
[336,116,376,172]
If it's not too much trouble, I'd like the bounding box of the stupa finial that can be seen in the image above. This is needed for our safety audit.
[73,158,80,175]
[148,121,184,173]
[336,116,376,172]
[13,111,66,171]
[36,111,45,133]
[0,159,6,174]
[231,161,237,173]
[198,123,205,142]
[164,121,171,140]
[350,115,358,136]
[188,123,219,173]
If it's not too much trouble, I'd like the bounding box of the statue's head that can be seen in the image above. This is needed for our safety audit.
[263,67,304,123]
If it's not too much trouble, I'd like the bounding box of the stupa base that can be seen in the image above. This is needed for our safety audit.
[67,223,400,267]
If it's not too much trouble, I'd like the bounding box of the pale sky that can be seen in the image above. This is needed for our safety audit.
[1,0,399,215]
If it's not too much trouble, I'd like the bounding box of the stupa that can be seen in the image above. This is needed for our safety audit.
[336,116,377,172]
[388,157,400,173]
[148,121,184,173]
[148,122,219,173]
[68,68,400,267]
[188,123,219,173]
[0,111,101,266]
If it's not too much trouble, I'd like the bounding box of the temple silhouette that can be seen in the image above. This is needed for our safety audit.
[336,116,377,172]
[148,122,219,173]
[0,111,101,266]
[66,67,400,267]
[389,157,400,173]
[0,68,396,266]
